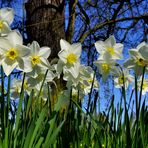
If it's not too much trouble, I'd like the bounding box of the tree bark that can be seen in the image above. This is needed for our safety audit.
[25,0,65,61]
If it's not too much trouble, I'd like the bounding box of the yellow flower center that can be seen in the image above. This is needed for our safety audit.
[24,80,29,90]
[37,74,44,82]
[142,82,147,90]
[0,21,3,29]
[106,47,115,55]
[88,79,93,83]
[31,56,41,65]
[101,63,110,73]
[137,58,145,67]
[6,48,18,60]
[15,87,20,93]
[80,84,86,89]
[72,93,78,101]
[66,53,77,64]
[118,76,126,85]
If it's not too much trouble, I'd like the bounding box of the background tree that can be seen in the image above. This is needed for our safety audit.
[25,0,65,61]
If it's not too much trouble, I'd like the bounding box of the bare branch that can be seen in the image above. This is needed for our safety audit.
[79,13,148,43]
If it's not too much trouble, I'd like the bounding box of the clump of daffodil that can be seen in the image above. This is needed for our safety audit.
[78,66,99,95]
[95,35,123,60]
[94,36,124,82]
[0,7,14,35]
[113,67,134,89]
[26,41,51,78]
[26,68,55,91]
[58,39,81,65]
[11,78,32,99]
[94,53,116,82]
[57,39,82,79]
[137,77,148,95]
[11,78,22,99]
[34,83,51,102]
[124,42,148,76]
[0,30,31,76]
[63,65,99,100]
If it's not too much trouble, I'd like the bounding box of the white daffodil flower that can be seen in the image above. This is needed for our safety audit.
[0,31,31,76]
[38,84,50,102]
[113,68,134,89]
[124,42,148,76]
[55,60,65,78]
[94,53,116,82]
[57,39,82,79]
[11,79,22,99]
[79,66,99,95]
[58,39,82,65]
[65,65,99,94]
[26,41,51,77]
[95,36,123,60]
[26,69,55,91]
[0,7,14,35]
[11,78,32,99]
[63,62,81,79]
[137,77,148,95]
[29,83,50,102]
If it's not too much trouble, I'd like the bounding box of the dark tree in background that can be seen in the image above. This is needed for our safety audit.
[25,0,65,61]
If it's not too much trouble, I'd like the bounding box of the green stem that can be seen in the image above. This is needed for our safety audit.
[6,74,11,127]
[134,74,139,122]
[0,66,5,139]
[37,70,48,98]
[87,69,96,113]
[138,66,145,111]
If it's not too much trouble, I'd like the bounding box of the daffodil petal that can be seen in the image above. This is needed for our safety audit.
[0,21,11,34]
[2,59,17,76]
[6,31,23,46]
[58,49,67,63]
[114,43,123,53]
[129,49,139,58]
[95,41,106,54]
[138,43,148,60]
[39,47,51,58]
[16,44,31,57]
[30,41,40,54]
[60,39,71,50]
[0,7,14,25]
[17,58,32,73]
[40,57,50,68]
[105,36,116,47]
[0,38,12,52]
[71,43,82,57]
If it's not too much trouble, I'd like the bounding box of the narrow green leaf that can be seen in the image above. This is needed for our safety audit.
[34,137,44,148]
[28,107,47,148]
[43,120,65,148]
[23,121,35,148]
[140,101,146,148]
[4,127,8,148]
[26,90,34,118]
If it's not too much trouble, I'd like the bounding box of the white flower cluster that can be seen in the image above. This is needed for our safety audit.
[0,7,148,101]
[0,8,99,101]
[94,36,148,95]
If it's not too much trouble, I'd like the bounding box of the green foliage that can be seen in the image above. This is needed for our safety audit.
[0,64,148,148]
[0,67,65,148]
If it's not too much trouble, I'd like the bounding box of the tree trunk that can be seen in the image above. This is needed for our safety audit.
[25,0,65,61]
